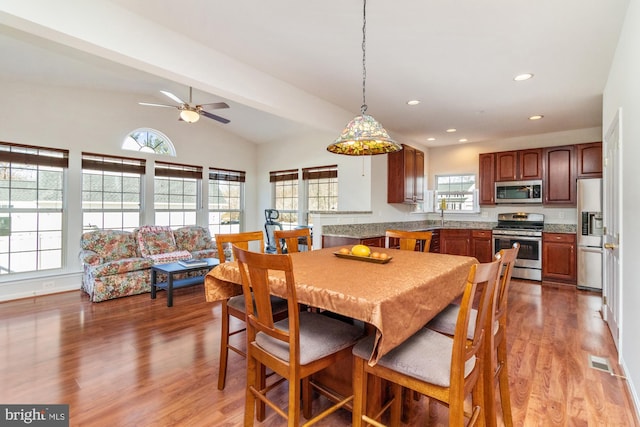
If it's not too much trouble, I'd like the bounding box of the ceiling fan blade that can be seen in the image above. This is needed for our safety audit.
[201,110,230,124]
[160,90,185,105]
[198,102,229,110]
[138,102,177,108]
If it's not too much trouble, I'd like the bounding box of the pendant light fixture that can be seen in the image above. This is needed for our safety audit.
[327,0,401,156]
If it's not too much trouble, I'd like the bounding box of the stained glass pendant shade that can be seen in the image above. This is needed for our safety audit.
[327,0,401,156]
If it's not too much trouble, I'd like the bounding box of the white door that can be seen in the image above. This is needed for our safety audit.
[603,109,622,351]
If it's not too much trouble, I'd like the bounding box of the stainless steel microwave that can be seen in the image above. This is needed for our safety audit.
[495,180,542,204]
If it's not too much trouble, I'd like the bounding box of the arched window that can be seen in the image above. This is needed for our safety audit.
[122,128,176,156]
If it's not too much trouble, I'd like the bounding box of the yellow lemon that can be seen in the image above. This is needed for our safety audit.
[351,244,371,257]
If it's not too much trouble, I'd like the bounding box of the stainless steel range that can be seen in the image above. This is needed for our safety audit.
[492,212,544,281]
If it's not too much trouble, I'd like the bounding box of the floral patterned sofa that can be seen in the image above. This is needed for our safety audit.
[80,225,226,302]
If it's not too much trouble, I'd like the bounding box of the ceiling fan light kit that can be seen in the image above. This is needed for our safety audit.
[179,108,200,123]
[328,0,400,156]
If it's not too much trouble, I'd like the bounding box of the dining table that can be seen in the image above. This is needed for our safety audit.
[204,246,477,366]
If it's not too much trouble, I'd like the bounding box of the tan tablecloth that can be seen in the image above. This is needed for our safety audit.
[205,247,477,365]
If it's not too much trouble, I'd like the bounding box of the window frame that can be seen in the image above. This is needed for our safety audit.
[81,152,145,232]
[153,161,202,228]
[0,142,68,276]
[434,173,479,213]
[303,165,338,226]
[270,169,299,230]
[208,167,245,236]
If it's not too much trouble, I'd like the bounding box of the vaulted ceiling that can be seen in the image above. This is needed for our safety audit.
[0,1,630,147]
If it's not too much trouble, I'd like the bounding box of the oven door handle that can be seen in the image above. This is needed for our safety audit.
[492,234,541,241]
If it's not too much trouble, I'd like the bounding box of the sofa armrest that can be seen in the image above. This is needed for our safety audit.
[79,249,102,266]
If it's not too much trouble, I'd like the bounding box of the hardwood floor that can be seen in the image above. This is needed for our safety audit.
[0,280,638,426]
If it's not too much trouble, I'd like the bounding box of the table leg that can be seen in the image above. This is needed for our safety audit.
[167,272,174,307]
[151,269,157,299]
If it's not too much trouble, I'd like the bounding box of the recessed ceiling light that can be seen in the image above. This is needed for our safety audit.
[446,128,457,133]
[407,100,421,106]
[514,73,534,81]
[529,115,544,120]
[427,137,436,141]
[458,138,468,143]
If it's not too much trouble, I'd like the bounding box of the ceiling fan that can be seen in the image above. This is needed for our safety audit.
[139,87,230,124]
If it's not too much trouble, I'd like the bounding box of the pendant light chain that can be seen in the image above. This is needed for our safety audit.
[361,0,368,115]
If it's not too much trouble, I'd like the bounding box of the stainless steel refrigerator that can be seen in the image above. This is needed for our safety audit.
[577,178,603,290]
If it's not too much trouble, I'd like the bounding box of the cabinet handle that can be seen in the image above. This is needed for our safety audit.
[604,243,617,250]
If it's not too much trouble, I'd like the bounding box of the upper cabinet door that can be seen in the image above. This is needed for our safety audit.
[577,142,603,178]
[519,148,543,180]
[543,145,577,206]
[495,151,518,181]
[478,153,495,205]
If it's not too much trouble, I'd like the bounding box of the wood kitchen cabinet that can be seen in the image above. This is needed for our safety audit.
[388,144,424,204]
[542,232,577,284]
[577,141,603,178]
[478,153,496,205]
[429,229,441,253]
[470,230,493,263]
[543,145,577,206]
[440,229,470,256]
[495,149,542,182]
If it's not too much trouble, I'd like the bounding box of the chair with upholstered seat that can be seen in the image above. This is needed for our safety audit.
[214,231,289,391]
[233,245,364,426]
[427,242,520,427]
[351,258,502,427]
[274,228,312,254]
[385,229,433,252]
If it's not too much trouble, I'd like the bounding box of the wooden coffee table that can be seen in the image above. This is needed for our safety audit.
[151,258,220,307]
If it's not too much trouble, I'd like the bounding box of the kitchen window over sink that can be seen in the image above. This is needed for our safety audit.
[435,174,479,213]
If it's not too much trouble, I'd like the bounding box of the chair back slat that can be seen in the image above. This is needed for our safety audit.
[494,242,520,322]
[273,228,312,254]
[215,231,264,263]
[385,229,433,252]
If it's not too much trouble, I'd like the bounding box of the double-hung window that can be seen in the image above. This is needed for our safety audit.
[303,165,338,226]
[435,174,478,212]
[270,169,299,230]
[82,153,145,232]
[154,161,202,228]
[0,142,67,275]
[208,168,245,235]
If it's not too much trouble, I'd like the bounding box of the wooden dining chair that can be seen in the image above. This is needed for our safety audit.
[274,228,312,254]
[427,242,520,427]
[351,258,502,427]
[385,229,433,252]
[214,231,289,391]
[232,245,364,426]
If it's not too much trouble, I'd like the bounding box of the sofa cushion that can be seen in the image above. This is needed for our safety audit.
[80,230,138,263]
[90,258,154,278]
[136,225,178,257]
[174,226,212,252]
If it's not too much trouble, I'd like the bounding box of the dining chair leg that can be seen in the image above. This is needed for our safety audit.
[245,353,257,427]
[289,371,301,426]
[352,356,366,427]
[497,339,514,427]
[483,345,498,427]
[217,299,231,390]
[302,377,312,420]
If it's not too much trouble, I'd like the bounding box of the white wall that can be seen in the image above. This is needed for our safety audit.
[603,0,640,413]
[0,79,259,300]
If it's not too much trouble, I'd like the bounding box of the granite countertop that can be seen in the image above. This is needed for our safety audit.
[322,220,576,239]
